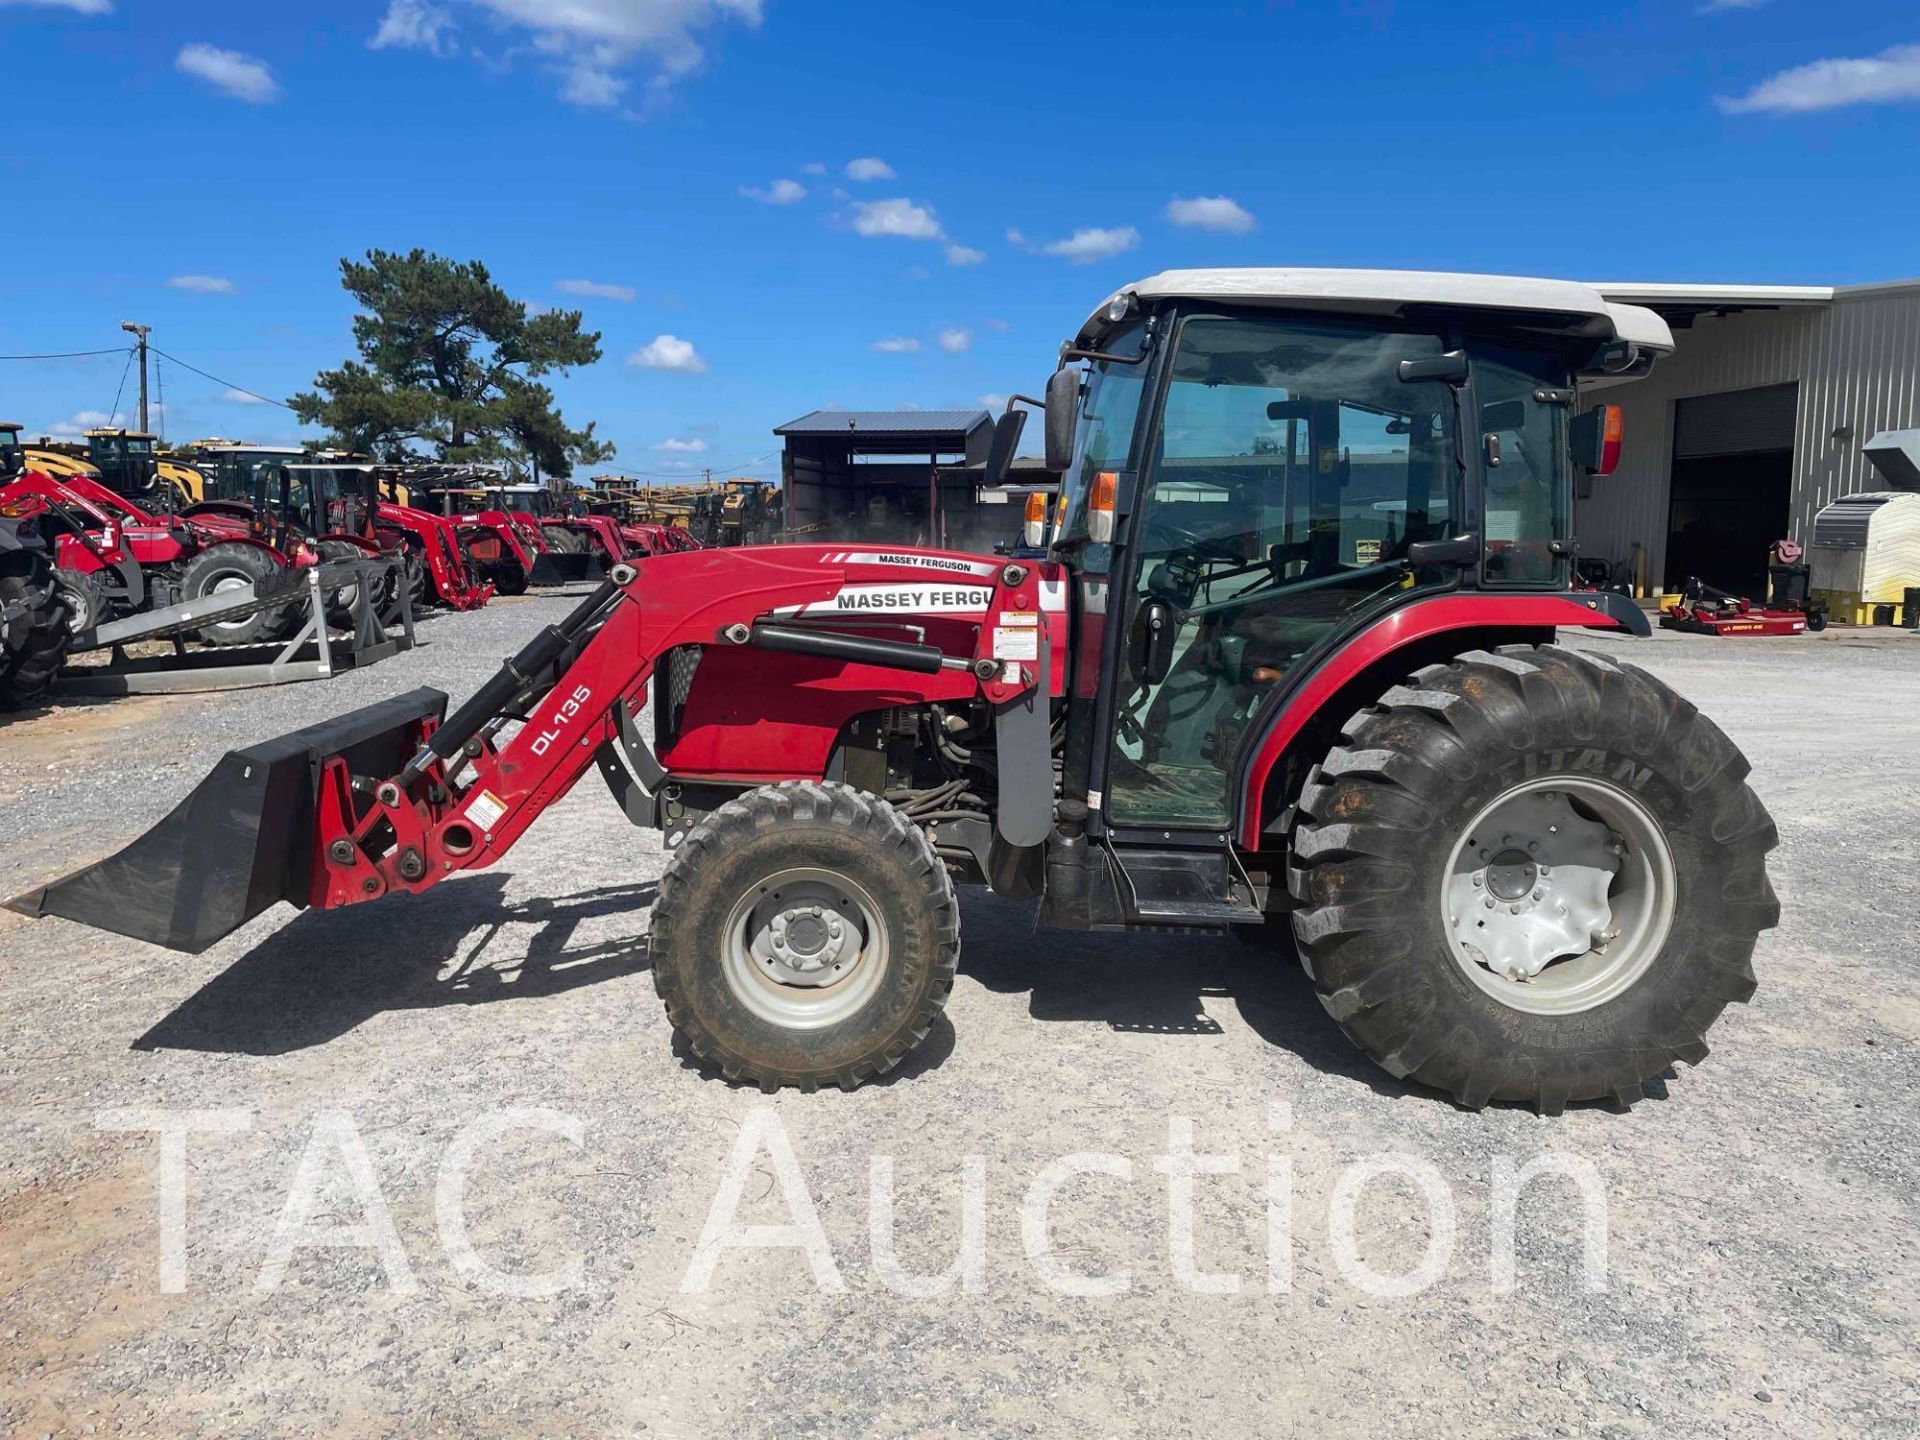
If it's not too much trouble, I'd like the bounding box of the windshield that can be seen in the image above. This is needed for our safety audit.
[1058,321,1149,566]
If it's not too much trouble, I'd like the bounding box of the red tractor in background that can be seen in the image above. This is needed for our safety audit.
[0,425,300,641]
[12,271,1779,1114]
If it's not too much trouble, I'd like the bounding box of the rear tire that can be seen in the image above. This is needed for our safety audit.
[0,551,70,705]
[540,523,582,554]
[180,543,297,646]
[1288,644,1778,1113]
[651,781,959,1092]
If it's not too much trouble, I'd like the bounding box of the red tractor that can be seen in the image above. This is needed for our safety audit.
[0,429,294,641]
[10,272,1778,1113]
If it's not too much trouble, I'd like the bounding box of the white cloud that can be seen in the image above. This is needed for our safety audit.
[944,243,986,268]
[556,277,637,301]
[0,0,112,11]
[938,328,971,355]
[872,336,921,354]
[175,43,281,103]
[844,156,895,182]
[1166,195,1256,233]
[221,388,270,405]
[740,177,806,204]
[985,317,1011,332]
[800,161,826,176]
[1699,0,1769,10]
[168,274,236,294]
[851,197,943,240]
[1718,44,1920,114]
[652,436,709,451]
[46,408,130,439]
[978,393,1009,413]
[629,334,708,372]
[370,0,455,54]
[1038,225,1140,264]
[456,0,765,110]
[1005,228,1028,247]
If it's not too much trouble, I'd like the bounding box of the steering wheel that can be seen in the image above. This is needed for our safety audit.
[1151,522,1247,564]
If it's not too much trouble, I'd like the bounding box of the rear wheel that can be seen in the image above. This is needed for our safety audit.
[180,543,297,646]
[492,559,528,595]
[540,523,582,554]
[651,781,958,1091]
[0,551,70,705]
[1288,644,1777,1113]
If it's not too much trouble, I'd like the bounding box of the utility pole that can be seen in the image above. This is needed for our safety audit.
[119,322,152,433]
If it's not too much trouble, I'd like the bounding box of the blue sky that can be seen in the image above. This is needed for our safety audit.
[1,0,1915,482]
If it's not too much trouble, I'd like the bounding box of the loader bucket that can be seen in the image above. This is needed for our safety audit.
[7,687,447,954]
[528,551,593,584]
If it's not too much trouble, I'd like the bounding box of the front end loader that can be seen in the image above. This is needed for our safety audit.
[9,270,1779,1112]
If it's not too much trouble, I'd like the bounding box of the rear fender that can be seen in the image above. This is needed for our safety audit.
[1232,591,1643,849]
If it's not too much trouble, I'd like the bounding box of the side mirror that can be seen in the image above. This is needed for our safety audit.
[1131,598,1179,686]
[984,409,1027,487]
[1045,367,1079,472]
[1569,405,1624,475]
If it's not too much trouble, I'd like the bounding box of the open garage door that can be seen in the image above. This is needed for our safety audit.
[1665,383,1797,595]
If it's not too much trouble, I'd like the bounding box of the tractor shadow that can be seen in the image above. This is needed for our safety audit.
[134,878,656,1057]
[954,891,1674,1112]
[952,889,1405,1097]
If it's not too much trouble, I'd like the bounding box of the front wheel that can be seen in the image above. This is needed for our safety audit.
[180,543,298,646]
[651,781,959,1091]
[1288,644,1778,1113]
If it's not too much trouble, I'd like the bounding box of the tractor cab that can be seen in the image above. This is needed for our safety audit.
[195,445,308,509]
[0,423,23,480]
[81,428,159,496]
[1019,268,1660,838]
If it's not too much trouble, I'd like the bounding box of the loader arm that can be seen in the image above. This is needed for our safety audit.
[11,547,1059,952]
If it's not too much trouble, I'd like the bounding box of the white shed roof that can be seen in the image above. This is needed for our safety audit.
[1082,268,1673,353]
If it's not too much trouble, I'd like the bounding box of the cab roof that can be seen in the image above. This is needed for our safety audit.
[1081,268,1674,355]
[85,427,157,440]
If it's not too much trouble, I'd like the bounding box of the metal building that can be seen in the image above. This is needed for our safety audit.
[1576,279,1920,597]
[773,408,992,544]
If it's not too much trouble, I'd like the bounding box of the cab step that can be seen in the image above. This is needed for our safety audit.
[1112,847,1262,926]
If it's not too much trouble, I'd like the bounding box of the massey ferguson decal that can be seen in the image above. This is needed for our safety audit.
[774,583,993,617]
[824,550,1001,579]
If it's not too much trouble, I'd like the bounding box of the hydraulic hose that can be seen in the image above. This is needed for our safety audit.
[399,574,624,786]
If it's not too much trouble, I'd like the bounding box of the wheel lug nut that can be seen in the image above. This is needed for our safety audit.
[1484,898,1495,910]
[1509,904,1522,915]
[1532,889,1544,901]
[1471,875,1483,887]
[1527,841,1539,853]
[1479,849,1491,862]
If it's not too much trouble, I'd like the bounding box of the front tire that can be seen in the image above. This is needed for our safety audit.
[651,781,959,1091]
[1288,644,1778,1113]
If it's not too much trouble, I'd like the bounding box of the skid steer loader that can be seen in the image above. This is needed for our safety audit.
[9,270,1779,1111]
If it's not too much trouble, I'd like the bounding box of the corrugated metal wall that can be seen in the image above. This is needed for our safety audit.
[1576,288,1920,589]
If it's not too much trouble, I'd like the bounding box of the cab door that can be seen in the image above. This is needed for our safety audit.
[1102,312,1461,834]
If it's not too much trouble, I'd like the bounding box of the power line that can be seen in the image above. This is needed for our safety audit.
[0,346,131,361]
[148,346,293,410]
[108,347,135,424]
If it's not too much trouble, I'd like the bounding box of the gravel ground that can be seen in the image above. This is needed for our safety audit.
[0,595,1914,1439]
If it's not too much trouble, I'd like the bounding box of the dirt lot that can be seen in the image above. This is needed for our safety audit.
[1,597,1914,1439]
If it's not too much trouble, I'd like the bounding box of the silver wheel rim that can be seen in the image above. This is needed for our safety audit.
[720,866,889,1029]
[207,572,255,633]
[1442,777,1675,1016]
